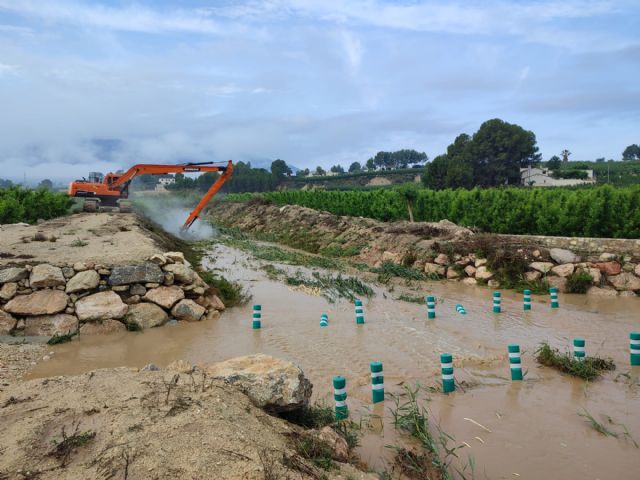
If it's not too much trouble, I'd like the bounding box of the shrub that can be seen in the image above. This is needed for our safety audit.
[566,271,593,293]
[0,187,72,224]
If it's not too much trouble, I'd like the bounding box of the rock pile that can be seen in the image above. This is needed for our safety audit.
[0,252,225,339]
[414,247,639,296]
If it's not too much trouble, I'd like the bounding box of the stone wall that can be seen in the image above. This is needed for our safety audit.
[0,251,225,339]
[417,247,640,297]
[499,234,640,262]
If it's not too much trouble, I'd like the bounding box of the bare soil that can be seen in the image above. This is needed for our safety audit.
[0,343,45,391]
[0,213,165,267]
[0,365,372,480]
[208,200,473,266]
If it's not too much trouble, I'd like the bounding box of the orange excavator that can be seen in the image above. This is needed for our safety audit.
[68,160,233,231]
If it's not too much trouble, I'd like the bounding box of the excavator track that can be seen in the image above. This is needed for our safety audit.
[83,198,100,212]
[118,200,133,213]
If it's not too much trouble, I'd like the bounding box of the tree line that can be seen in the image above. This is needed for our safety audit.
[227,184,640,238]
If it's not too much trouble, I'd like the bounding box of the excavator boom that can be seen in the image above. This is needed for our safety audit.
[69,160,234,232]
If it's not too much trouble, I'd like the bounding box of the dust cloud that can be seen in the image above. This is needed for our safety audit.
[131,194,217,240]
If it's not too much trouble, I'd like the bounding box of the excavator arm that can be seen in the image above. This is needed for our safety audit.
[111,160,234,231]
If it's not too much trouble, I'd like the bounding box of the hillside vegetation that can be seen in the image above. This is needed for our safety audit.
[226,184,640,238]
[0,187,72,224]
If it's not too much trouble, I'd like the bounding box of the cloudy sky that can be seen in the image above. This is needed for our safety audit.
[0,0,638,182]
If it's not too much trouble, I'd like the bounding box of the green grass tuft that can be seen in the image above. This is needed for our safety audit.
[371,261,428,283]
[47,331,77,345]
[285,271,374,303]
[566,271,594,294]
[199,270,251,307]
[535,342,615,380]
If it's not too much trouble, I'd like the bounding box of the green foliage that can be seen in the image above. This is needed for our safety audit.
[422,119,539,189]
[199,271,250,307]
[397,293,425,304]
[292,434,336,470]
[0,186,72,224]
[622,144,640,161]
[535,343,615,380]
[271,159,292,180]
[285,271,374,303]
[367,149,428,169]
[566,271,593,293]
[47,331,78,345]
[232,184,640,238]
[281,403,336,429]
[553,170,588,180]
[372,261,427,283]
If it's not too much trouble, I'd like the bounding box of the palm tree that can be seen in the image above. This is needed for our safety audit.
[561,149,571,163]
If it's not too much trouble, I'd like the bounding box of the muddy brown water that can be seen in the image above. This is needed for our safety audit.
[26,243,640,479]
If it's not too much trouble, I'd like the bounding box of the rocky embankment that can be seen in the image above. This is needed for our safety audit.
[0,354,371,479]
[211,201,640,296]
[0,251,225,339]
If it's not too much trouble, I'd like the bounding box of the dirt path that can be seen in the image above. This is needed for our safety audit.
[0,213,163,267]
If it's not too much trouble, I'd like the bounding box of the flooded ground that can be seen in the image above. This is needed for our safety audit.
[27,241,640,479]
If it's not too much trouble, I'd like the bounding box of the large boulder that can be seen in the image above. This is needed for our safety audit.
[171,299,205,322]
[608,273,640,291]
[79,319,126,335]
[65,270,100,293]
[24,314,78,337]
[0,267,29,284]
[108,263,164,286]
[4,290,68,316]
[424,263,445,276]
[143,286,184,309]
[586,286,618,297]
[551,264,575,278]
[475,266,494,280]
[125,303,168,329]
[75,291,128,321]
[595,261,621,276]
[195,289,226,311]
[547,276,568,293]
[204,354,312,413]
[0,310,17,335]
[549,248,579,264]
[29,264,65,288]
[446,268,460,279]
[0,282,17,301]
[464,265,476,277]
[434,253,449,266]
[163,263,196,284]
[525,271,542,281]
[587,267,602,284]
[529,262,554,273]
[165,251,185,263]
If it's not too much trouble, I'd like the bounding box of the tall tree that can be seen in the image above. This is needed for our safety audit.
[297,168,310,177]
[422,155,449,190]
[315,166,326,176]
[547,156,561,170]
[270,159,292,180]
[348,161,362,173]
[330,165,345,174]
[469,119,540,186]
[38,179,53,189]
[561,149,571,162]
[622,144,640,161]
[365,158,376,170]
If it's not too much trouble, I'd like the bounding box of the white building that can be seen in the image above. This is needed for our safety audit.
[520,167,595,187]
